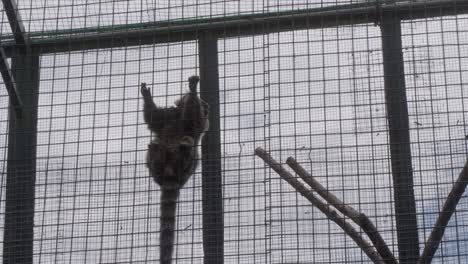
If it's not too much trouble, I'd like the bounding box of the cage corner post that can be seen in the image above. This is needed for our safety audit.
[3,51,40,264]
[380,10,420,264]
[198,31,224,264]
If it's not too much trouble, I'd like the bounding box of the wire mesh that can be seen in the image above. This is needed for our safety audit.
[0,0,467,263]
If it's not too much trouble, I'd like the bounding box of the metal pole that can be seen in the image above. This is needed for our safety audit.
[198,32,224,264]
[3,52,40,264]
[380,11,420,264]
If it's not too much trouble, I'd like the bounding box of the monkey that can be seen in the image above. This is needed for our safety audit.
[141,76,209,264]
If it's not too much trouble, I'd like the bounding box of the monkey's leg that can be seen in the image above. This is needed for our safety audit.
[141,83,180,132]
[188,75,199,93]
[141,83,159,125]
[140,83,154,104]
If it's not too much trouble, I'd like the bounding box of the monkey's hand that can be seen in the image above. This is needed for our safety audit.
[188,75,200,93]
[140,82,152,101]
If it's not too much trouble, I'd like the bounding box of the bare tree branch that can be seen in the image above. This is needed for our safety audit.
[255,147,385,264]
[418,159,468,264]
[286,157,398,264]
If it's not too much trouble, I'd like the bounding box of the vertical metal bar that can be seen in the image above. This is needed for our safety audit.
[380,11,420,264]
[3,52,40,264]
[198,31,224,264]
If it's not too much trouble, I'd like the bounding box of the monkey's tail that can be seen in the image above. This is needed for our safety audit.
[160,188,180,264]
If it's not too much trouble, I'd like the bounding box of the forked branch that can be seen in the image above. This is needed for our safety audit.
[286,157,397,264]
[255,147,385,264]
[256,146,468,264]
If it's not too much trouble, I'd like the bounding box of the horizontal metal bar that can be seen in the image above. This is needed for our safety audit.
[0,0,467,55]
[2,0,30,45]
[0,47,22,118]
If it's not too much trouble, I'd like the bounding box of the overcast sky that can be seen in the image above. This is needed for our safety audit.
[0,1,467,263]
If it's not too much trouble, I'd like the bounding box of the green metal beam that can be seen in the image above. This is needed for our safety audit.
[0,0,466,55]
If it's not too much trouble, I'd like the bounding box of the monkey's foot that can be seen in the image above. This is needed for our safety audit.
[140,82,152,98]
[188,75,200,92]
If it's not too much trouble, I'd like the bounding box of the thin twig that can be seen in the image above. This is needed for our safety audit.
[286,157,398,264]
[255,147,385,264]
[418,159,468,264]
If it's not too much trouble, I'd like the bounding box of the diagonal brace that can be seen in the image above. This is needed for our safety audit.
[2,0,30,45]
[0,47,23,118]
